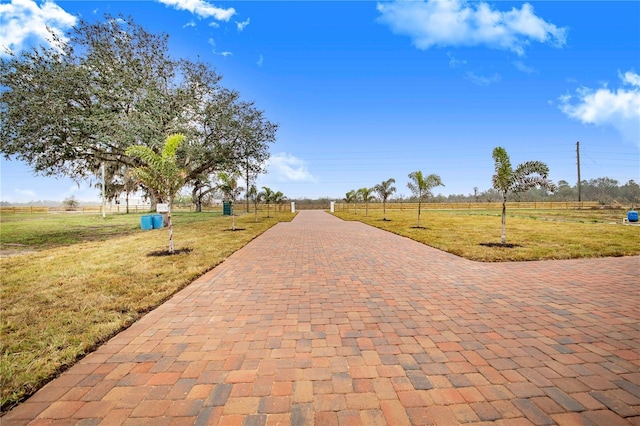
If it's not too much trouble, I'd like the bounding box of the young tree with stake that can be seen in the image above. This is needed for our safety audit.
[126,134,187,254]
[344,190,358,214]
[260,186,274,218]
[407,171,444,228]
[375,178,396,221]
[357,187,376,217]
[492,146,555,244]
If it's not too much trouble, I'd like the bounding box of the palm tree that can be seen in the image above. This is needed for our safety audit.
[492,147,555,244]
[126,133,187,254]
[344,190,358,213]
[260,186,274,217]
[374,178,396,221]
[217,171,243,231]
[247,184,259,222]
[272,191,285,216]
[357,187,376,217]
[407,171,444,228]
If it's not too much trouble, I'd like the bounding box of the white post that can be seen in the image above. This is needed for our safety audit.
[291,201,296,213]
[330,201,335,213]
[101,163,106,219]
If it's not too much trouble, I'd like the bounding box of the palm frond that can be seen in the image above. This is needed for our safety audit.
[491,146,514,194]
[125,133,187,201]
[163,133,185,159]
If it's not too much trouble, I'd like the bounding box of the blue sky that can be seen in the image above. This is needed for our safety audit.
[1,0,639,202]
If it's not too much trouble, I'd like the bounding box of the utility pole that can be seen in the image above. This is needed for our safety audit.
[576,141,581,202]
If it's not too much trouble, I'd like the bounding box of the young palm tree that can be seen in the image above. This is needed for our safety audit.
[126,133,187,254]
[374,178,396,221]
[272,191,284,216]
[492,147,555,244]
[260,186,274,217]
[344,190,358,214]
[217,171,243,231]
[357,187,376,217]
[247,184,259,222]
[407,171,444,228]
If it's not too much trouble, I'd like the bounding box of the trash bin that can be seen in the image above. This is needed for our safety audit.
[140,215,153,230]
[223,202,232,216]
[152,214,164,229]
[628,211,638,222]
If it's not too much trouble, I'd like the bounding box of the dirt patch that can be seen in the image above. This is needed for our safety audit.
[479,242,522,248]
[146,248,193,257]
[0,249,37,258]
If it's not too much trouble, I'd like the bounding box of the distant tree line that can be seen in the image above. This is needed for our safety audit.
[425,178,639,206]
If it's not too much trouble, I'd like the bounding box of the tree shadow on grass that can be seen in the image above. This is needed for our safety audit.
[410,226,428,229]
[223,228,246,232]
[479,242,522,249]
[147,248,193,257]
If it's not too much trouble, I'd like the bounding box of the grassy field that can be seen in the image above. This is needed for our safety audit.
[0,211,295,411]
[0,211,224,255]
[333,207,639,261]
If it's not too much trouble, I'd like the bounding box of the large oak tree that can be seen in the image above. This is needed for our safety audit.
[1,15,276,206]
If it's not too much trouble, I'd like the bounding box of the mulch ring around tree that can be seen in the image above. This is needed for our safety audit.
[147,248,193,257]
[479,242,522,249]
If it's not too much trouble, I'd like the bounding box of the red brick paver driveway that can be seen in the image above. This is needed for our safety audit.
[4,211,639,425]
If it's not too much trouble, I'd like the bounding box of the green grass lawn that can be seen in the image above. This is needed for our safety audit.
[333,208,639,261]
[0,211,222,252]
[0,211,295,411]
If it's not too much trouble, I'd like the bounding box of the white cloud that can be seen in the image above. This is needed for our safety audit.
[447,51,466,68]
[183,20,196,28]
[207,37,231,56]
[376,0,566,56]
[513,60,536,74]
[236,17,250,32]
[257,54,263,67]
[558,71,640,146]
[0,0,77,56]
[157,0,235,21]
[267,153,317,182]
[465,71,501,86]
[622,70,640,87]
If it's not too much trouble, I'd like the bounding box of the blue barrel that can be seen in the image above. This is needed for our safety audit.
[152,214,164,229]
[223,202,232,216]
[628,211,638,222]
[140,215,153,230]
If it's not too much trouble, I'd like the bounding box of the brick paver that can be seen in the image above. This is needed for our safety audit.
[3,210,639,425]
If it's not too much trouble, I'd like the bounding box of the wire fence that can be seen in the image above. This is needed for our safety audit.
[0,202,295,215]
[335,201,602,211]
